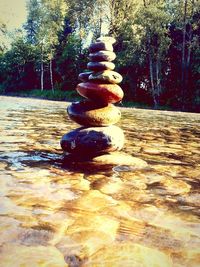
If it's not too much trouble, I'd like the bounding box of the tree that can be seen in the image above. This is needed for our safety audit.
[0,19,8,52]
[24,0,68,91]
[134,0,171,108]
[166,0,200,109]
[0,36,38,92]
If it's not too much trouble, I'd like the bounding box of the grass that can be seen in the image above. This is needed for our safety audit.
[118,100,151,109]
[0,89,82,102]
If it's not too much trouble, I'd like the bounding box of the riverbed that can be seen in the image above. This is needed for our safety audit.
[0,96,200,266]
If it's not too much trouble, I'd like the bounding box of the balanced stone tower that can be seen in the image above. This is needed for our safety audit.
[61,36,147,168]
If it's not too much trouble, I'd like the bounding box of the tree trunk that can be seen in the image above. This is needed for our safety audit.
[40,50,44,92]
[181,0,187,110]
[185,0,194,103]
[143,0,147,8]
[99,17,102,36]
[49,58,54,92]
[143,0,158,108]
[156,56,161,106]
[149,49,157,108]
[147,31,157,108]
[185,24,192,88]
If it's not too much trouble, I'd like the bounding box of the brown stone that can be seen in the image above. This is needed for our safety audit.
[67,100,121,126]
[76,82,124,104]
[89,70,122,84]
[87,61,115,71]
[89,51,116,62]
[78,71,93,82]
[89,41,114,53]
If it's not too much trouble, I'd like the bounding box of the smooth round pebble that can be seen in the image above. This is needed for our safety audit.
[61,125,124,155]
[89,41,114,53]
[89,51,116,62]
[78,71,93,82]
[87,61,115,71]
[89,70,122,84]
[76,82,124,104]
[67,100,121,126]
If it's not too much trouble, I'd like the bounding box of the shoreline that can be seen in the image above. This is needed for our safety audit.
[0,94,200,115]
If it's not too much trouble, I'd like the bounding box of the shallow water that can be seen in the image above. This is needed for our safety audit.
[0,96,200,267]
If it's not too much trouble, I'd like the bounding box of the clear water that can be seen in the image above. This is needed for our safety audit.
[0,96,200,266]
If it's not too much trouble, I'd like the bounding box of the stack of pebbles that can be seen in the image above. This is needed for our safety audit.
[61,36,147,168]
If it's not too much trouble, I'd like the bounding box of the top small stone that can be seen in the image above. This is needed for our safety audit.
[97,36,116,45]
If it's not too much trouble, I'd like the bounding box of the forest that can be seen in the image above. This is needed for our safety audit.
[0,0,200,112]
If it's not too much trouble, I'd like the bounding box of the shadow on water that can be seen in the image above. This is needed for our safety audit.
[1,147,144,175]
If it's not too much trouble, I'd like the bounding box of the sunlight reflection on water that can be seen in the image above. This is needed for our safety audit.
[0,96,200,267]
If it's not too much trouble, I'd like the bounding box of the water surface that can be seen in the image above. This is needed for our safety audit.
[0,96,200,266]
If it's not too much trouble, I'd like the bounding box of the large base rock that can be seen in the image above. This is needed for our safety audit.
[61,125,124,155]
[62,151,148,172]
[91,152,148,168]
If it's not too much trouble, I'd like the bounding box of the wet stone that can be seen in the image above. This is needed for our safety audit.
[63,152,148,171]
[89,152,148,168]
[67,100,121,126]
[60,125,124,155]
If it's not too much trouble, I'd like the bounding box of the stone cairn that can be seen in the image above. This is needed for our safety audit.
[61,36,147,167]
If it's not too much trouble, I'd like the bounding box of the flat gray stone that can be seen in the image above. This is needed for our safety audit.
[89,51,116,62]
[89,41,114,53]
[87,61,115,71]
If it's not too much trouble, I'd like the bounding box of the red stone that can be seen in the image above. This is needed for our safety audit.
[76,82,124,104]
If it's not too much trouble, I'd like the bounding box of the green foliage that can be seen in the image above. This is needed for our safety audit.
[56,33,88,90]
[0,0,199,112]
[0,37,39,92]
